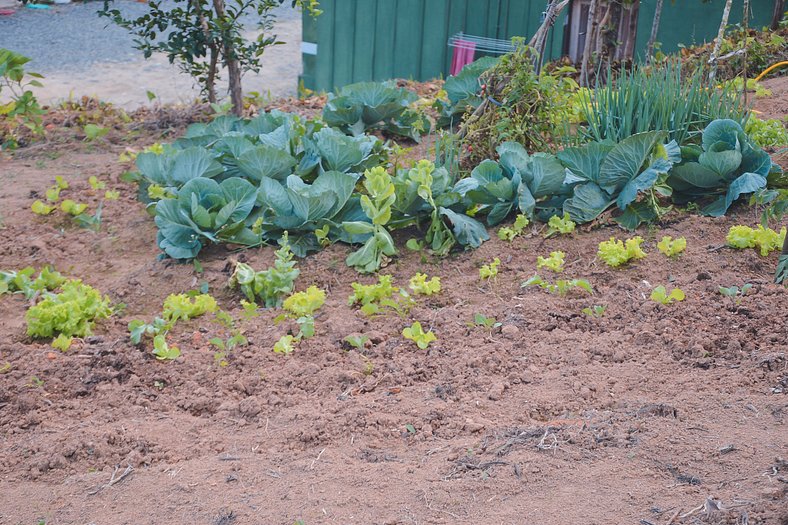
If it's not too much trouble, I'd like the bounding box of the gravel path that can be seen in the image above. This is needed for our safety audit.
[0,1,302,107]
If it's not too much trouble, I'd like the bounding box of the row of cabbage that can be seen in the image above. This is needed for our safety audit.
[130,104,779,272]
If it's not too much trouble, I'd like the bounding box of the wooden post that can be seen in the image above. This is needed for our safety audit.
[528,0,570,74]
[646,0,664,65]
[579,0,598,87]
[772,0,785,30]
[709,0,734,84]
[742,0,749,107]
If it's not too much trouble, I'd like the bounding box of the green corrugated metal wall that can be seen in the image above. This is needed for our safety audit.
[300,0,567,92]
[635,0,773,60]
[301,0,776,92]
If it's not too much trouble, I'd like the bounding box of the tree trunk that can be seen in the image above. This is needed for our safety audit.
[772,0,785,30]
[622,2,639,61]
[212,0,243,116]
[579,0,598,87]
[646,0,664,65]
[709,0,734,84]
[193,0,217,104]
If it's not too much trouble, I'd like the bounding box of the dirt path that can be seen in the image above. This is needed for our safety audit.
[0,1,302,108]
[0,143,786,524]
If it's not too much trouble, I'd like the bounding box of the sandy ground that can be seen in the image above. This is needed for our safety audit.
[0,2,302,108]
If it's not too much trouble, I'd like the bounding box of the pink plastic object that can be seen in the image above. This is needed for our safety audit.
[450,40,476,76]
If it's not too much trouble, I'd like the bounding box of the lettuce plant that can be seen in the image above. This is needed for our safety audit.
[597,236,647,267]
[279,285,326,338]
[545,213,576,237]
[726,225,786,256]
[1,266,65,299]
[657,236,687,257]
[408,273,441,295]
[152,335,180,360]
[536,251,565,273]
[497,214,529,241]
[522,274,593,296]
[401,321,436,349]
[650,286,685,305]
[129,293,217,345]
[347,275,413,316]
[26,280,113,339]
[479,258,500,280]
[668,119,771,217]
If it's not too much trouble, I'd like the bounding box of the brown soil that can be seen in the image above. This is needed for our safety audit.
[0,103,787,525]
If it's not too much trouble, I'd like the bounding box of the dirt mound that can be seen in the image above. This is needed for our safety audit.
[0,144,786,523]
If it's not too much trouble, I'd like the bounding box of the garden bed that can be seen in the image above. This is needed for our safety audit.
[0,83,786,524]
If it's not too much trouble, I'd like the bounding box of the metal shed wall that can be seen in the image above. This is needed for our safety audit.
[300,0,567,92]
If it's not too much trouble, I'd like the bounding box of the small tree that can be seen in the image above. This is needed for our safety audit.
[100,0,319,116]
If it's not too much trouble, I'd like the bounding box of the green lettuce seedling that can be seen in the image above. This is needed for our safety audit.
[718,284,752,304]
[1,266,66,299]
[657,236,687,257]
[545,212,576,237]
[343,334,369,349]
[88,176,106,190]
[60,199,88,216]
[471,313,502,330]
[278,285,326,338]
[408,273,441,295]
[498,214,529,241]
[129,292,218,345]
[597,236,647,267]
[26,280,113,339]
[152,335,180,360]
[650,286,685,305]
[31,200,55,215]
[536,251,565,273]
[582,305,606,317]
[348,275,413,316]
[479,257,500,280]
[522,274,593,296]
[402,321,436,349]
[726,225,786,256]
[51,334,73,352]
[273,334,297,355]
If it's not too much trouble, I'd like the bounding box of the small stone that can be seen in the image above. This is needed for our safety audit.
[238,397,262,418]
[464,419,485,433]
[488,382,506,401]
[696,272,711,281]
[501,324,520,339]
